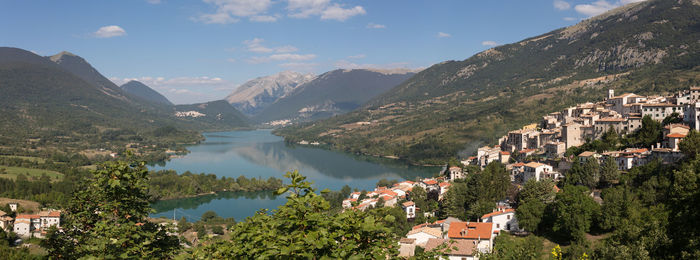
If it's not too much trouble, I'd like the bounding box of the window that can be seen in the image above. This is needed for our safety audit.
[496,224,500,228]
[507,215,511,220]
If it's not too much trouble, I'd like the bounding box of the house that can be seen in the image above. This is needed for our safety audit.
[448,166,464,180]
[499,151,511,164]
[424,238,478,260]
[402,201,416,219]
[578,151,601,164]
[439,182,451,198]
[545,142,566,158]
[8,203,18,212]
[39,210,61,228]
[420,179,439,191]
[14,214,40,237]
[349,192,361,200]
[406,227,443,246]
[342,198,357,209]
[523,162,558,183]
[0,210,12,231]
[448,221,495,253]
[480,208,521,233]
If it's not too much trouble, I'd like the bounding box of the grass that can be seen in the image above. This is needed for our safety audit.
[0,155,46,163]
[0,197,41,213]
[0,166,63,182]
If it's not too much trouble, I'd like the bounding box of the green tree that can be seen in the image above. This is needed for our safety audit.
[566,158,600,189]
[600,156,620,188]
[43,160,179,259]
[679,130,700,159]
[191,170,401,258]
[551,185,601,242]
[516,179,556,232]
[201,210,219,222]
[480,233,543,260]
[177,216,190,233]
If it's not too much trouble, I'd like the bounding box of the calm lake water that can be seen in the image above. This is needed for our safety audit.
[149,129,438,221]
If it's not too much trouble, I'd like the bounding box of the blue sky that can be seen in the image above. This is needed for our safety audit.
[0,0,645,104]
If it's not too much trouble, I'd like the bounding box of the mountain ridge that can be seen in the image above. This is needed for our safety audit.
[226,71,315,116]
[121,80,173,106]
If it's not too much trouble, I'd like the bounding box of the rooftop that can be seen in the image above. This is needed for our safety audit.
[424,238,476,256]
[481,208,515,220]
[407,227,443,238]
[448,222,493,240]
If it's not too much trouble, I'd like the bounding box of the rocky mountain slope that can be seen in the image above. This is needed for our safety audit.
[121,80,173,106]
[225,71,314,116]
[277,0,700,164]
[254,69,416,124]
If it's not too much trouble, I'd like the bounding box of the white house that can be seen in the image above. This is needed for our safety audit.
[448,166,464,180]
[13,219,31,237]
[39,210,61,228]
[402,201,416,219]
[448,221,495,253]
[406,227,442,246]
[480,208,521,233]
[523,162,557,183]
[8,203,18,212]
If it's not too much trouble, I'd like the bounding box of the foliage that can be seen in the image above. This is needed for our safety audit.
[679,130,700,159]
[480,233,543,260]
[43,160,180,259]
[551,185,600,242]
[190,170,401,259]
[599,156,620,187]
[565,158,599,189]
[516,179,556,232]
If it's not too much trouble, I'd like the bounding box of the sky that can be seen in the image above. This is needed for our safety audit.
[0,0,645,104]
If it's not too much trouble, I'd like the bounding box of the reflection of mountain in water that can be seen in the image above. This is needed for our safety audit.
[233,141,437,180]
[151,191,278,213]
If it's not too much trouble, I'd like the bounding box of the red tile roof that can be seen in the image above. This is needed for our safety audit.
[667,133,687,138]
[16,214,39,219]
[480,208,515,220]
[402,201,415,207]
[500,151,510,155]
[423,179,438,185]
[448,222,493,240]
[381,190,398,197]
[439,182,451,188]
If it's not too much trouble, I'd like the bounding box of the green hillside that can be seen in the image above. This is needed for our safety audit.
[121,80,174,106]
[276,0,700,164]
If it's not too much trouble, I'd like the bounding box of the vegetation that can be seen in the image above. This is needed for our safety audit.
[43,160,180,259]
[147,170,283,200]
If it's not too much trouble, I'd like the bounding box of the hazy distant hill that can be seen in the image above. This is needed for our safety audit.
[277,0,700,164]
[175,100,249,130]
[254,69,416,124]
[225,71,315,116]
[121,80,173,106]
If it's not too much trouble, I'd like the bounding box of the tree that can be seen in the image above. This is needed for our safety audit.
[480,233,543,260]
[601,126,620,151]
[679,130,700,159]
[191,170,400,258]
[566,158,599,189]
[43,160,179,259]
[600,156,620,188]
[201,210,219,222]
[516,179,556,232]
[551,185,601,242]
[177,216,190,232]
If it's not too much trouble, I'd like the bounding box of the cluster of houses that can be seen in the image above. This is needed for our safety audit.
[399,208,521,259]
[0,202,61,238]
[464,87,700,184]
[342,179,453,219]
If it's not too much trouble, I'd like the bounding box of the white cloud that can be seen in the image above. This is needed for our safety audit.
[197,0,274,24]
[243,38,298,53]
[109,76,237,104]
[250,15,279,22]
[146,0,161,4]
[574,0,616,16]
[348,54,366,59]
[248,53,317,64]
[481,41,498,47]
[553,0,571,10]
[573,0,645,17]
[366,23,386,29]
[321,4,365,21]
[287,0,365,21]
[94,25,127,38]
[563,17,578,21]
[437,32,451,38]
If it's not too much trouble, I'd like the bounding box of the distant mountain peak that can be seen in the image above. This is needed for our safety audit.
[225,71,316,116]
[120,80,173,106]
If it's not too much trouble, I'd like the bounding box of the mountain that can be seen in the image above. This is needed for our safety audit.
[174,100,249,130]
[48,51,130,102]
[253,69,417,124]
[121,80,173,106]
[0,47,174,140]
[225,71,315,116]
[277,0,700,164]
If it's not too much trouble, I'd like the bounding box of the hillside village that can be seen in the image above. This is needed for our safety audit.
[341,86,700,258]
[0,202,61,239]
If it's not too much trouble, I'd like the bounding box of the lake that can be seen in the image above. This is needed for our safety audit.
[149,129,438,221]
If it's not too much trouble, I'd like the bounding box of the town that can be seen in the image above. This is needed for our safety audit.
[340,86,700,258]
